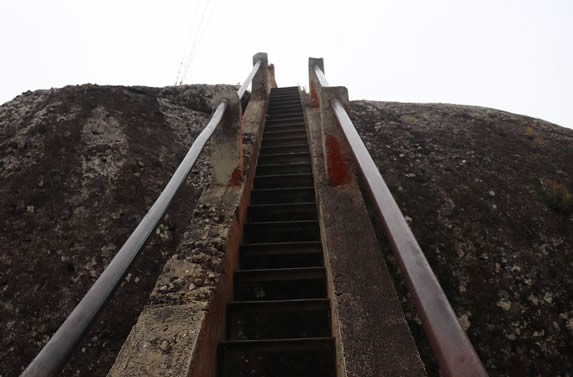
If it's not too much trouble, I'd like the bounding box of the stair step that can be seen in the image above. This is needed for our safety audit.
[263,135,308,150]
[261,138,309,149]
[270,90,300,96]
[258,150,310,161]
[265,116,305,124]
[263,123,306,133]
[265,120,306,127]
[234,267,327,300]
[240,241,322,256]
[257,161,312,175]
[240,241,323,269]
[227,299,330,340]
[264,131,306,141]
[219,337,335,377]
[258,150,310,162]
[254,173,313,189]
[244,220,320,243]
[267,98,301,104]
[269,91,300,96]
[269,104,302,111]
[260,144,309,155]
[269,97,301,103]
[250,187,314,205]
[240,243,323,269]
[268,111,304,119]
[263,132,307,143]
[268,111,302,118]
[247,202,317,222]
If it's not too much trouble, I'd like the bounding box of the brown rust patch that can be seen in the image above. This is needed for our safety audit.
[310,82,320,108]
[325,135,350,186]
[227,166,242,187]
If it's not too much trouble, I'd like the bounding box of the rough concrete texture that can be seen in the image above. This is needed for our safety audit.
[0,84,240,377]
[306,102,427,377]
[349,101,573,377]
[108,186,241,377]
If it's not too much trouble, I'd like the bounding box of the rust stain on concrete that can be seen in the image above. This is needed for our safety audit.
[311,82,320,108]
[228,166,242,187]
[325,135,350,186]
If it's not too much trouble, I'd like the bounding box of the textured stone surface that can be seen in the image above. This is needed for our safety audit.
[0,84,238,377]
[350,101,573,377]
[2,85,572,377]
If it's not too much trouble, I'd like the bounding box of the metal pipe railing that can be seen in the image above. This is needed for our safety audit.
[238,60,261,99]
[313,64,489,377]
[20,58,265,377]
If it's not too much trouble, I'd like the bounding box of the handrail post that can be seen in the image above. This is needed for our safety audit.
[211,91,242,186]
[309,58,354,186]
[320,86,354,186]
[308,57,324,107]
[251,52,269,99]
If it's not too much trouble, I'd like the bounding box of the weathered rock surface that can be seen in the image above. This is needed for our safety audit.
[1,87,572,377]
[0,84,237,377]
[350,101,573,377]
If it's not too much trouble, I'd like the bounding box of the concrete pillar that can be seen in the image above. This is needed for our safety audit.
[251,52,269,100]
[308,57,324,108]
[211,90,242,186]
[309,58,355,186]
[319,86,353,186]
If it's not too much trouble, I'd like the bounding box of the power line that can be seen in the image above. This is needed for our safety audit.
[175,0,216,85]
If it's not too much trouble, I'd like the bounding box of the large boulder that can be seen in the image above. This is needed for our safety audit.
[0,84,236,376]
[1,87,571,377]
[351,101,573,377]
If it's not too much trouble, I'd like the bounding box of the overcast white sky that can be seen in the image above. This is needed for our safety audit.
[1,0,572,128]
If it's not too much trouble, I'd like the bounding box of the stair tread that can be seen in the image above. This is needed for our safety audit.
[240,241,322,256]
[242,240,321,246]
[257,162,311,169]
[255,172,312,178]
[237,266,325,274]
[246,219,318,225]
[221,336,333,346]
[257,153,310,160]
[264,129,306,135]
[263,126,306,132]
[268,113,304,118]
[251,186,314,191]
[249,201,316,208]
[241,248,322,254]
[261,143,308,148]
[263,132,306,141]
[229,298,329,307]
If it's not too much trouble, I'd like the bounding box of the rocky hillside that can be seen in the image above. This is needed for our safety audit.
[0,84,237,377]
[1,86,571,377]
[351,101,573,377]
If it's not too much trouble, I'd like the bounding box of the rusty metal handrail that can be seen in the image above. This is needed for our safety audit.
[313,64,488,377]
[20,57,265,377]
